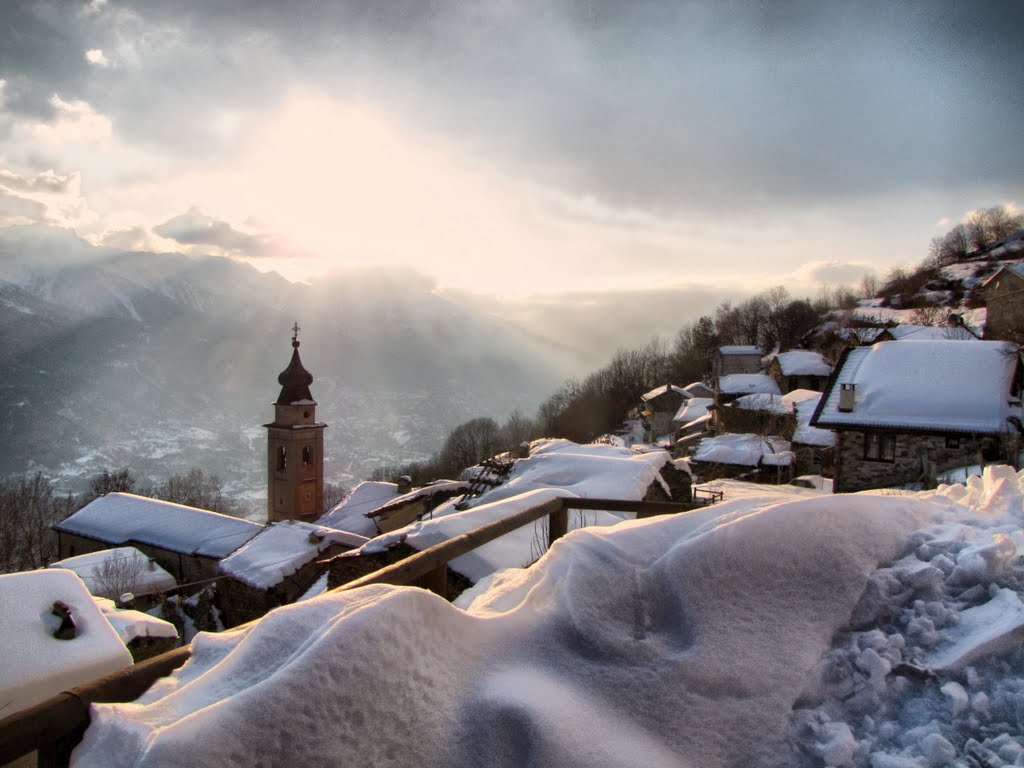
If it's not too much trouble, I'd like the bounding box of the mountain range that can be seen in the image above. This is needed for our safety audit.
[0,225,577,514]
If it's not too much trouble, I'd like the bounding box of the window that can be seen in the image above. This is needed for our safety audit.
[946,436,961,449]
[302,446,312,465]
[864,432,895,462]
[277,445,287,471]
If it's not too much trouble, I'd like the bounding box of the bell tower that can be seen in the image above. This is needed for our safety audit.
[265,323,326,523]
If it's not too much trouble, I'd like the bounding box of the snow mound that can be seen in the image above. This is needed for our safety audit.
[76,492,923,767]
[1,569,132,717]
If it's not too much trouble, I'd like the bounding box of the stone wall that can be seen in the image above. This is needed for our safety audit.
[834,430,1001,492]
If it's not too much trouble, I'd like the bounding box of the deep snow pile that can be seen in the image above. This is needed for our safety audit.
[70,469,1024,768]
[788,465,1024,767]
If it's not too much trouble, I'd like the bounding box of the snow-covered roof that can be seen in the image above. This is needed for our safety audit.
[813,340,1021,433]
[683,381,714,398]
[641,384,691,402]
[54,493,264,559]
[672,396,714,424]
[693,433,791,467]
[718,373,781,396]
[789,393,835,447]
[92,597,179,643]
[316,481,399,537]
[367,480,469,517]
[219,520,368,590]
[353,440,672,582]
[734,393,789,414]
[718,345,762,355]
[772,350,832,377]
[0,569,133,717]
[84,480,1024,767]
[50,547,177,598]
[887,324,976,342]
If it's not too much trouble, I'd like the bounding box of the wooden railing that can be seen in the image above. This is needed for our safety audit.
[0,495,711,766]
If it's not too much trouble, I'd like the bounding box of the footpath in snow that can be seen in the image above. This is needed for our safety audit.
[73,468,1024,767]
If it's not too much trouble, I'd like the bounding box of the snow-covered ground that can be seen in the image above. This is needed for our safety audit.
[73,469,1024,767]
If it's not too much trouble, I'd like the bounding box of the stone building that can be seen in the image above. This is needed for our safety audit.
[712,345,763,379]
[811,340,1022,492]
[766,350,832,394]
[53,493,263,584]
[981,263,1024,343]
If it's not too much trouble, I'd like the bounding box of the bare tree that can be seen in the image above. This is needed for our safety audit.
[323,482,348,514]
[0,474,75,573]
[92,550,147,599]
[155,468,236,516]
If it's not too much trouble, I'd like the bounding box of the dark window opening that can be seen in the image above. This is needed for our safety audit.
[277,445,287,471]
[302,446,312,465]
[303,410,310,419]
[945,435,961,449]
[864,432,895,462]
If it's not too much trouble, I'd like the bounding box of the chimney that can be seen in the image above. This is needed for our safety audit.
[838,383,856,412]
[396,475,412,494]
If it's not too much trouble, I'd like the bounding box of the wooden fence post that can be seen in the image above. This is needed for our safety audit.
[548,502,568,548]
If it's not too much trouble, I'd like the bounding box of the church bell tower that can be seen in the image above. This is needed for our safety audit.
[265,323,326,523]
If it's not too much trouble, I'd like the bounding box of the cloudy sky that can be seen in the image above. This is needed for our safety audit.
[1,0,1022,298]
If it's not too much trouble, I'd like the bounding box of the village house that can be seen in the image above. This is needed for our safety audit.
[810,339,1023,492]
[981,263,1024,342]
[689,433,795,483]
[640,384,695,442]
[53,493,264,584]
[766,350,832,393]
[216,520,367,626]
[706,389,834,476]
[712,345,763,379]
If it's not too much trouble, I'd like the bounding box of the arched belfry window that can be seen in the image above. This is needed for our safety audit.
[277,445,287,471]
[302,446,312,466]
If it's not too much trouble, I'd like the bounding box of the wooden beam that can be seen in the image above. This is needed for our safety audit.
[0,646,191,766]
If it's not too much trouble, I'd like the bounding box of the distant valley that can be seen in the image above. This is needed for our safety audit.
[0,225,579,516]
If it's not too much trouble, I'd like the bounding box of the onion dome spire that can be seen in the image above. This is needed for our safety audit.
[276,322,314,404]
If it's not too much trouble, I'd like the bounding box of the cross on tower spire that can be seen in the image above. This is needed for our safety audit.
[291,322,301,346]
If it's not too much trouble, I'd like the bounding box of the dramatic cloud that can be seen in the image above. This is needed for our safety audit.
[0,1,1021,295]
[0,187,47,224]
[153,207,279,257]
[0,169,75,194]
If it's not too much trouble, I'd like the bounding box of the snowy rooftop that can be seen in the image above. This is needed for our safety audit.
[79,471,1024,767]
[672,396,714,424]
[718,344,762,355]
[316,481,399,537]
[353,440,672,581]
[813,340,1021,433]
[368,480,470,517]
[55,493,264,559]
[789,392,835,447]
[718,373,781,396]
[683,381,714,397]
[693,433,791,467]
[220,521,368,590]
[92,597,178,644]
[1,569,133,717]
[887,324,975,342]
[641,384,692,402]
[772,349,832,377]
[50,547,177,598]
[734,393,789,414]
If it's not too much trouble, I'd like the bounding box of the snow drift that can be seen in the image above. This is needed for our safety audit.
[75,490,927,767]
